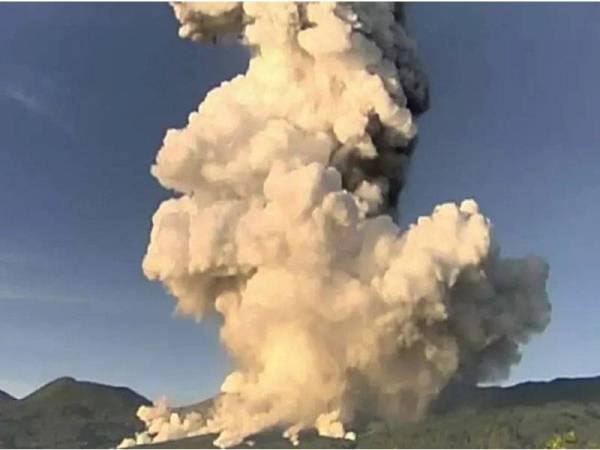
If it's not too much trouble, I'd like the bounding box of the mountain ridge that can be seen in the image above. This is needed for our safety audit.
[0,376,150,448]
[0,389,15,404]
[431,375,600,414]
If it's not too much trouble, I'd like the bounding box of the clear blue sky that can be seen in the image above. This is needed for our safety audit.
[0,3,598,406]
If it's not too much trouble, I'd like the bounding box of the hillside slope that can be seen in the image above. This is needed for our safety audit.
[431,376,600,414]
[0,377,150,448]
[144,377,600,449]
[0,390,15,404]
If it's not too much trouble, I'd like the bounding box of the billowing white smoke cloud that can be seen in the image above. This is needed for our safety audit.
[120,2,550,448]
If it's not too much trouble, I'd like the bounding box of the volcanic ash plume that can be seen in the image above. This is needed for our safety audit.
[120,2,550,448]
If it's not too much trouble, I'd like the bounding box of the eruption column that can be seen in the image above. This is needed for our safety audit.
[120,3,550,448]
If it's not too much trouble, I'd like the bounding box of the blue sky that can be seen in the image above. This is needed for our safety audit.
[0,3,598,406]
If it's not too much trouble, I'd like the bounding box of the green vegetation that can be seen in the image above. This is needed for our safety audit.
[544,430,600,449]
[545,430,578,449]
[361,401,600,449]
[0,377,149,448]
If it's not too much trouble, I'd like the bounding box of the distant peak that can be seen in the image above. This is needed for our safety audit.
[21,376,78,402]
[48,376,77,385]
[20,375,151,407]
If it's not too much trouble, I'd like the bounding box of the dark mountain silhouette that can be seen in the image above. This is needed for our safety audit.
[174,395,218,418]
[0,389,15,404]
[0,377,150,448]
[431,375,600,414]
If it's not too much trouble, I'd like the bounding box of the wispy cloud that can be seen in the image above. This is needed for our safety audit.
[1,85,75,138]
[0,286,87,305]
[0,250,89,306]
